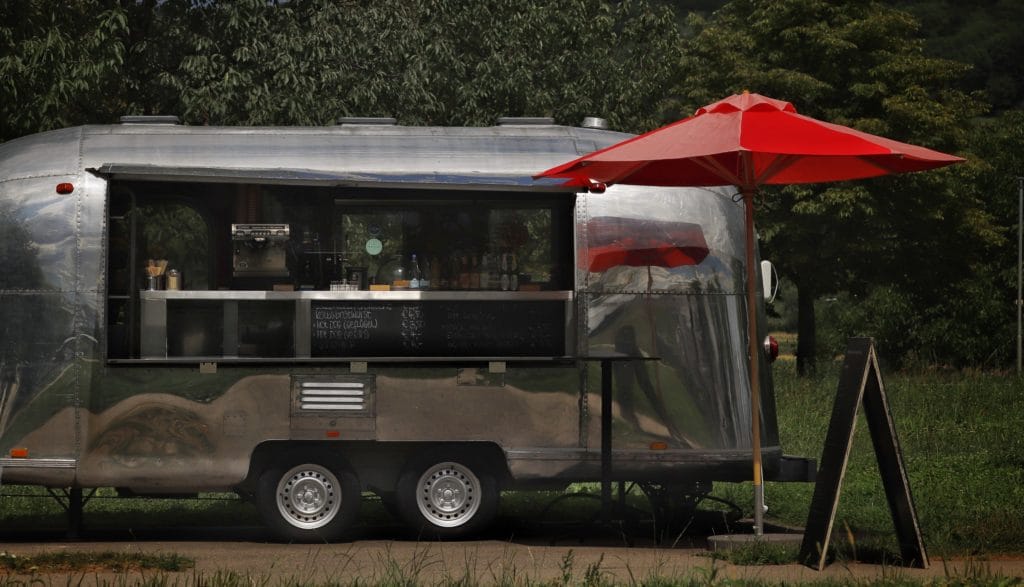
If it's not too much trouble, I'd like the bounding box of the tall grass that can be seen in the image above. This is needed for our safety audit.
[713,359,1024,556]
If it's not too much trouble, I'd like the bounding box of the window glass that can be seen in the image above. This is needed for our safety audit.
[333,200,565,291]
[136,203,210,290]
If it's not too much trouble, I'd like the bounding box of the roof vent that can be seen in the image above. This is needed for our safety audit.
[580,116,609,130]
[119,115,181,125]
[497,117,555,126]
[336,117,397,125]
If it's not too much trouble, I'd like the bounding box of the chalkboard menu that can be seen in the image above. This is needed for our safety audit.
[310,300,566,357]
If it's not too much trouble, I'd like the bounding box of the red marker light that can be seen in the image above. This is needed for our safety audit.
[764,335,780,362]
[325,430,340,439]
[56,183,74,194]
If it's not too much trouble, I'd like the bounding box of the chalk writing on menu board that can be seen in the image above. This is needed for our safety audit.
[311,301,564,357]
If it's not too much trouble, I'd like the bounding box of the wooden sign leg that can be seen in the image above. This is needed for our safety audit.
[861,345,929,568]
[799,338,870,570]
[799,337,928,570]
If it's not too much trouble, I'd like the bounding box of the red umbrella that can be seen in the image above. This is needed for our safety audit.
[586,217,709,273]
[541,92,963,189]
[537,91,964,535]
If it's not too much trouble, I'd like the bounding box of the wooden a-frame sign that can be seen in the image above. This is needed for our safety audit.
[799,337,928,570]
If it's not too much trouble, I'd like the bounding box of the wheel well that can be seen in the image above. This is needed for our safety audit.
[237,441,511,498]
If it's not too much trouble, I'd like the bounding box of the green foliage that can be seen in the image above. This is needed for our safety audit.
[0,0,130,141]
[897,0,1024,112]
[154,0,684,132]
[2,0,683,134]
[816,288,921,368]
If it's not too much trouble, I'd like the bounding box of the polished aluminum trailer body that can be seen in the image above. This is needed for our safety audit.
[0,120,789,536]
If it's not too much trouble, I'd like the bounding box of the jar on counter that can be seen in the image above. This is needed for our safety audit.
[166,269,181,290]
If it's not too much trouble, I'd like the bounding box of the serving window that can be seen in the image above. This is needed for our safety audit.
[106,181,575,361]
[334,200,567,292]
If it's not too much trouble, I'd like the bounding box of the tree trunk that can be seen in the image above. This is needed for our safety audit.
[796,284,817,376]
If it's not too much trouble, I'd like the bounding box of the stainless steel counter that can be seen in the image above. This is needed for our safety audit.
[140,289,572,301]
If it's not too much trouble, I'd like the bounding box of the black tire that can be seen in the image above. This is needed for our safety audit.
[395,453,499,539]
[256,459,361,542]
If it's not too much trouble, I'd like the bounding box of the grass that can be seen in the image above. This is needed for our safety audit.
[0,489,260,531]
[707,541,800,566]
[711,357,1024,560]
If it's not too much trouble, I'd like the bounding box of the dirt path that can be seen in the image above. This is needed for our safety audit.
[4,536,1024,585]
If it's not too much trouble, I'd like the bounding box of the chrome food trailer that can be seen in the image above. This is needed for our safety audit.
[0,116,812,541]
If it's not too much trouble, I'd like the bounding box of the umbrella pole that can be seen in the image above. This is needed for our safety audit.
[743,188,765,537]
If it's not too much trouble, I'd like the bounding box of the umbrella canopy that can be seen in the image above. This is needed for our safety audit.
[539,92,964,190]
[537,91,964,536]
[586,217,709,273]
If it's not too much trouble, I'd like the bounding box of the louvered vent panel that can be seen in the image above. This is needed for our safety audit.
[299,381,366,412]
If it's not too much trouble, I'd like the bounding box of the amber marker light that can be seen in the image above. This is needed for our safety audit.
[649,441,669,451]
[56,183,74,194]
[9,448,29,458]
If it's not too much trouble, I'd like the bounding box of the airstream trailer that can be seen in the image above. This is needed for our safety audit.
[0,117,811,541]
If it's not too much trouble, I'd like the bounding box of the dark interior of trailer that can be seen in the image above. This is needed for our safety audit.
[105,181,574,360]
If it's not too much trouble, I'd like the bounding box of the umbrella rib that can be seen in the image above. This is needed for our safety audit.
[691,156,744,188]
[613,159,656,184]
[755,154,800,185]
[858,154,914,177]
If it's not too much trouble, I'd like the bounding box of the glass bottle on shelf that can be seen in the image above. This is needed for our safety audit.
[500,252,518,291]
[410,253,422,289]
[377,255,407,289]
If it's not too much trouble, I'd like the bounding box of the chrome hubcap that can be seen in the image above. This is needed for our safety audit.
[416,462,481,528]
[276,464,340,529]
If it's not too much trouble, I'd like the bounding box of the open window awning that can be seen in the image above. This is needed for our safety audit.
[88,164,581,193]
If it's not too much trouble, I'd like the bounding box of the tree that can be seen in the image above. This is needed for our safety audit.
[157,0,684,131]
[896,0,1024,113]
[678,0,993,371]
[0,0,129,141]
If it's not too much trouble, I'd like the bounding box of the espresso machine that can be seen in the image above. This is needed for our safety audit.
[231,223,291,278]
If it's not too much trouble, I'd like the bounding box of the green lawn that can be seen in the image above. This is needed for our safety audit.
[713,359,1024,558]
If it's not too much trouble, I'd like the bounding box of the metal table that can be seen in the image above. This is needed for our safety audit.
[582,351,661,523]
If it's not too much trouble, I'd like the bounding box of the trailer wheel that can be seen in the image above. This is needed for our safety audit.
[257,460,360,542]
[396,456,498,538]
